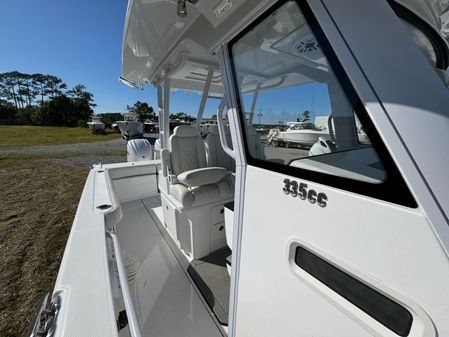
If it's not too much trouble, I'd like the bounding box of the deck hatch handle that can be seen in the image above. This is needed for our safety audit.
[295,246,413,336]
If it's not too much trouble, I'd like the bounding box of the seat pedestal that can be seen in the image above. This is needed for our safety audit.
[161,193,230,259]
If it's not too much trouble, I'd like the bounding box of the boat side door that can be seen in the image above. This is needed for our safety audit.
[219,0,449,336]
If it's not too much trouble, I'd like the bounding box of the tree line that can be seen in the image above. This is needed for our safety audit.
[0,71,96,127]
[125,101,196,123]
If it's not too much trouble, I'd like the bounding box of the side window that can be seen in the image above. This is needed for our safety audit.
[228,0,416,207]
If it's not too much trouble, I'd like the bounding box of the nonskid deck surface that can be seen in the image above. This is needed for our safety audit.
[188,247,231,325]
[116,197,224,337]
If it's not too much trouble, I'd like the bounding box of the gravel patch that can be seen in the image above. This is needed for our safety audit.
[0,139,130,166]
[47,155,127,166]
[0,138,126,155]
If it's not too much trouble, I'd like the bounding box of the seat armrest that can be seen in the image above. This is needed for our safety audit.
[177,167,227,187]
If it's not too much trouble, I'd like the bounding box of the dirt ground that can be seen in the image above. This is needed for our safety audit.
[0,159,89,337]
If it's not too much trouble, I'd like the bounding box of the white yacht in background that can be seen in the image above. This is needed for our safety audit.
[86,115,106,133]
[268,121,330,147]
[117,112,144,139]
[29,1,449,337]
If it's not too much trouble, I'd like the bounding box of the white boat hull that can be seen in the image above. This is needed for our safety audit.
[87,122,105,133]
[279,130,330,147]
[117,120,144,138]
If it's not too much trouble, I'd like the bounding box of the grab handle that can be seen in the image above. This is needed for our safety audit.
[216,99,236,159]
[108,233,143,337]
[328,115,336,142]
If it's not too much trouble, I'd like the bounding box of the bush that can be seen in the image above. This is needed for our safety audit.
[0,103,16,120]
[31,102,50,125]
[76,119,87,128]
[16,107,37,124]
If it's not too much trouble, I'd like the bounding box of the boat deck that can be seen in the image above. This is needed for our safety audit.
[188,247,231,325]
[115,196,225,337]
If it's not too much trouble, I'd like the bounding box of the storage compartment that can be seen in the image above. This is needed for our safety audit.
[110,162,159,202]
[162,194,178,244]
[210,222,226,252]
[113,174,157,202]
[211,205,225,224]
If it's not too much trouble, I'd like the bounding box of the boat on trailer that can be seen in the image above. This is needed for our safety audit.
[29,0,449,337]
[87,115,106,133]
[117,112,144,139]
[267,121,330,148]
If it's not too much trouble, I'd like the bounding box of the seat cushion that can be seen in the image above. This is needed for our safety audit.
[173,125,198,137]
[205,125,234,171]
[170,181,233,208]
[169,127,207,175]
[177,167,227,187]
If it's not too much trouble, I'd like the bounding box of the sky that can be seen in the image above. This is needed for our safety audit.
[0,0,331,121]
[0,0,206,115]
[242,83,331,125]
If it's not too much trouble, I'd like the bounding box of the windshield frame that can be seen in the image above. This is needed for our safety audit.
[227,0,416,207]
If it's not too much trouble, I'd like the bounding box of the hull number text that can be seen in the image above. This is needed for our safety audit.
[283,178,328,208]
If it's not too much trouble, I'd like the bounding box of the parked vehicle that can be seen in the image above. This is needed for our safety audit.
[111,122,120,133]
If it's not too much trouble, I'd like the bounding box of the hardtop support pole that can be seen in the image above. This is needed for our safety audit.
[162,73,171,149]
[196,67,214,130]
[157,84,166,148]
[248,83,260,127]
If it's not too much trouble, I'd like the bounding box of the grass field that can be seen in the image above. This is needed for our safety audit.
[0,126,127,336]
[0,125,121,148]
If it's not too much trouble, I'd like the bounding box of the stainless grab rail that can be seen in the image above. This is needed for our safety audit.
[108,232,143,337]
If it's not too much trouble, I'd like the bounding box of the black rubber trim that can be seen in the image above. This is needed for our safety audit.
[227,0,417,208]
[226,254,232,266]
[295,246,413,336]
[224,201,234,212]
[389,0,449,70]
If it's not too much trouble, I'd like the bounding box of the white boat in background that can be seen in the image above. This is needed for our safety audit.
[315,115,371,145]
[268,122,329,147]
[116,112,144,139]
[144,120,158,133]
[29,1,449,337]
[86,115,105,133]
[195,118,219,137]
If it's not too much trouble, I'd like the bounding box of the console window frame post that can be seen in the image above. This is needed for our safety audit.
[216,42,251,337]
